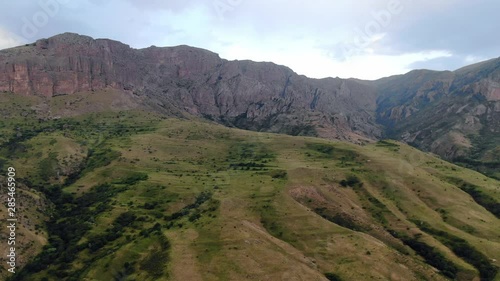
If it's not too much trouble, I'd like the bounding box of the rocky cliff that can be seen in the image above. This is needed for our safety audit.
[0,33,381,142]
[375,59,500,177]
[1,33,499,177]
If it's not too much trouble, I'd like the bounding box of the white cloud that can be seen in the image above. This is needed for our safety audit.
[214,37,453,79]
[0,27,23,50]
[0,0,496,79]
[464,55,484,64]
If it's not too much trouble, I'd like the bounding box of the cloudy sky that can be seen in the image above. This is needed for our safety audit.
[0,0,499,80]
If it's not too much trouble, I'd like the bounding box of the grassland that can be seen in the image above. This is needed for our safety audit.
[0,92,498,281]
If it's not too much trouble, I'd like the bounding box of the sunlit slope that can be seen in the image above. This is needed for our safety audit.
[0,93,498,281]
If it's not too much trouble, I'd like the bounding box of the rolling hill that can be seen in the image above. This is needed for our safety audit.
[0,33,499,280]
[0,92,498,280]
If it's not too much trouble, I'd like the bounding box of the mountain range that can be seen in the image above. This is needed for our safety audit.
[0,33,499,281]
[1,33,498,178]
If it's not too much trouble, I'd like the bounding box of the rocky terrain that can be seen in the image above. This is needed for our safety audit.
[0,33,499,176]
[375,60,500,178]
[0,34,499,281]
[0,33,380,143]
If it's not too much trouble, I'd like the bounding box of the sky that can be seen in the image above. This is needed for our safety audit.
[0,0,499,80]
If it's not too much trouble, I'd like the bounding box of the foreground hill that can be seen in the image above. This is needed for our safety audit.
[0,92,498,280]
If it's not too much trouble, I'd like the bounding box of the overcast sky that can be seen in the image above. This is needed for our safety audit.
[0,0,499,80]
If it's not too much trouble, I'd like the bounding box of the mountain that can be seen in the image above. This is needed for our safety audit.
[0,33,381,143]
[0,33,499,281]
[1,33,499,179]
[375,60,500,178]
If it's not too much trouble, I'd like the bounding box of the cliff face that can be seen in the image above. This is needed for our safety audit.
[0,34,139,96]
[0,33,381,142]
[1,33,498,175]
[374,60,500,178]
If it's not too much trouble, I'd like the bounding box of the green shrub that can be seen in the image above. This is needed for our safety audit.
[82,147,121,174]
[324,272,343,281]
[340,174,362,187]
[270,170,288,179]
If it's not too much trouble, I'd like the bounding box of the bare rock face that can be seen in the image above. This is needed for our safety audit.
[375,59,500,176]
[1,33,497,169]
[0,33,382,142]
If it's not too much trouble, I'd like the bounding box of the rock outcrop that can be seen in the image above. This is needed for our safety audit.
[0,33,381,142]
[1,33,499,175]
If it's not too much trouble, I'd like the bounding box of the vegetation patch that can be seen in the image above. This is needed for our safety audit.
[391,231,459,279]
[10,183,129,280]
[445,177,500,218]
[228,142,275,162]
[352,185,391,225]
[376,140,400,151]
[165,191,214,224]
[324,272,343,281]
[82,147,121,175]
[139,231,171,279]
[112,171,149,185]
[38,152,59,181]
[339,174,363,188]
[260,203,296,242]
[229,162,268,170]
[269,169,288,179]
[412,220,498,281]
[314,208,368,232]
[88,211,137,252]
[305,143,361,167]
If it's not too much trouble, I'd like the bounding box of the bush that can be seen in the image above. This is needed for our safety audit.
[340,174,362,187]
[270,170,288,179]
[324,272,343,281]
[393,231,458,278]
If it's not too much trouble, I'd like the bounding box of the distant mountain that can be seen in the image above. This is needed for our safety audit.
[1,33,499,177]
[374,59,500,178]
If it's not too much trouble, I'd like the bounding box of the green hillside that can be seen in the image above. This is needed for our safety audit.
[0,92,499,281]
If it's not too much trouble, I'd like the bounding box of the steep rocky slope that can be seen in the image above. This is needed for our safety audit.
[0,33,380,142]
[375,59,500,178]
[1,33,499,177]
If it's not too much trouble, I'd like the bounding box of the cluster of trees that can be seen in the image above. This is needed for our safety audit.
[10,183,123,280]
[165,191,213,223]
[229,162,268,170]
[391,231,459,279]
[88,211,137,252]
[339,174,362,188]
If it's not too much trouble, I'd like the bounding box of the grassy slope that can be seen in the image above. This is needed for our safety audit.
[0,92,499,281]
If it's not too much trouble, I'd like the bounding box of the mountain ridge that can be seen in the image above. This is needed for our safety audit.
[0,32,382,143]
[0,33,499,281]
[1,32,499,177]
